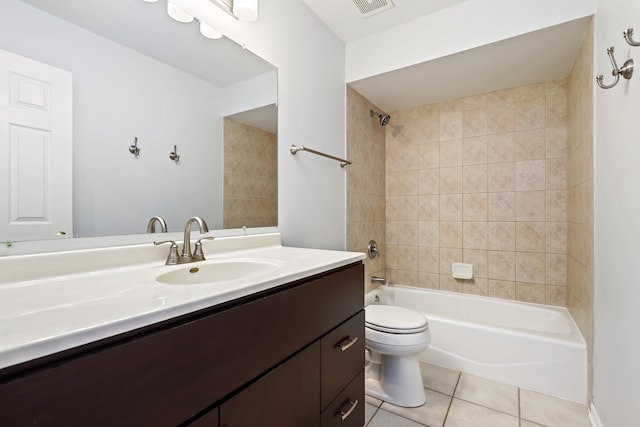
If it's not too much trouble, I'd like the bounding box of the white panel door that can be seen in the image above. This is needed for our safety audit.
[0,49,72,241]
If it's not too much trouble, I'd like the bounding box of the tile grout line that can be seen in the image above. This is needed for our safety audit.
[441,371,462,426]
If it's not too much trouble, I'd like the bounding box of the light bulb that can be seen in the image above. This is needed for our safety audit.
[233,0,258,22]
[143,0,160,3]
[200,21,223,39]
[167,1,194,23]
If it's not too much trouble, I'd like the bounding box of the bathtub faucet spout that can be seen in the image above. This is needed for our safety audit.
[371,276,387,286]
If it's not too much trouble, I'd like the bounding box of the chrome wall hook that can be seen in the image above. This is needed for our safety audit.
[624,28,640,47]
[129,137,140,157]
[169,145,180,163]
[596,46,634,89]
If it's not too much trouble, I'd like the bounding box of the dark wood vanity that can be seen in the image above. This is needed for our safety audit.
[0,262,364,427]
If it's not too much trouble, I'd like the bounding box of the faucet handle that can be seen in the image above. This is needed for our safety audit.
[154,240,180,265]
[193,236,214,259]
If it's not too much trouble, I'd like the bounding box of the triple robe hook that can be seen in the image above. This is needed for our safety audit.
[596,46,634,90]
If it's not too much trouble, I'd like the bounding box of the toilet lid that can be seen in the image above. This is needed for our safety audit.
[365,305,428,334]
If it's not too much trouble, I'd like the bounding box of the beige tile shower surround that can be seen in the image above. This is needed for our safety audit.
[346,86,387,293]
[383,79,570,306]
[223,118,277,229]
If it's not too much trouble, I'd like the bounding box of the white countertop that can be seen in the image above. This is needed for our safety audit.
[0,234,365,370]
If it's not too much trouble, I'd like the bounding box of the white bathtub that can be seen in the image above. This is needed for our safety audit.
[365,285,587,403]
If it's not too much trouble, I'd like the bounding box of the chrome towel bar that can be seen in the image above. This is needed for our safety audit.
[290,145,352,167]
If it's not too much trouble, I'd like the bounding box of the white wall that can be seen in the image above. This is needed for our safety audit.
[346,0,595,83]
[593,1,640,425]
[0,0,224,236]
[176,0,347,250]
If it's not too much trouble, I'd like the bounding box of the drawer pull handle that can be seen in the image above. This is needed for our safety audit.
[339,399,359,421]
[336,336,358,352]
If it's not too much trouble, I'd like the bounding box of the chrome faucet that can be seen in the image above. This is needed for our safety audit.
[371,276,387,286]
[154,216,213,265]
[181,216,211,259]
[147,216,167,233]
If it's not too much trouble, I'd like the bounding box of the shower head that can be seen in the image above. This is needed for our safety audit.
[370,110,391,126]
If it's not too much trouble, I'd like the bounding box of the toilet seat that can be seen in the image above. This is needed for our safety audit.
[365,305,429,334]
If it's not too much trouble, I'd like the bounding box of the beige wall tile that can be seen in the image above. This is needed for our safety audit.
[546,158,568,190]
[516,100,546,130]
[463,278,488,296]
[463,193,488,221]
[488,162,516,192]
[516,252,546,284]
[464,249,488,279]
[488,280,516,300]
[440,139,463,166]
[418,169,440,195]
[487,132,516,163]
[419,220,440,247]
[419,195,440,221]
[516,222,546,252]
[463,136,488,165]
[516,191,546,221]
[463,222,488,250]
[463,108,488,137]
[420,142,440,169]
[418,272,440,289]
[487,103,516,134]
[440,275,464,292]
[419,246,440,273]
[440,166,463,194]
[488,192,516,221]
[546,126,568,159]
[440,221,463,248]
[440,194,463,221]
[488,222,516,251]
[516,128,546,160]
[516,282,546,304]
[440,111,463,141]
[516,160,546,191]
[547,190,568,221]
[488,250,516,281]
[546,254,568,286]
[463,165,488,193]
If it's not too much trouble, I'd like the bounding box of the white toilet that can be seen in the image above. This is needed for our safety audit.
[365,304,431,407]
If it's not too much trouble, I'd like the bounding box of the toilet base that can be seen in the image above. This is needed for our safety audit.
[365,353,427,408]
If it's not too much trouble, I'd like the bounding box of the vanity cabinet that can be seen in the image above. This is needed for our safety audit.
[0,262,364,427]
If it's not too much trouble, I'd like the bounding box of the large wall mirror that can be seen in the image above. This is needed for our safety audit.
[0,0,277,245]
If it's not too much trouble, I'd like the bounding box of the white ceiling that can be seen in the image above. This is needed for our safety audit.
[350,17,592,112]
[303,0,591,113]
[302,0,468,43]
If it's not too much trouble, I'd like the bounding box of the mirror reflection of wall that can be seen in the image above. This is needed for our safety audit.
[0,0,277,242]
[223,106,278,228]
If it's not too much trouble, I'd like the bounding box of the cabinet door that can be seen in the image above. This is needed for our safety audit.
[220,342,320,427]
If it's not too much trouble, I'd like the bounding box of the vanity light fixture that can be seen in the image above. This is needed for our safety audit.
[199,20,224,39]
[233,0,258,22]
[167,1,194,23]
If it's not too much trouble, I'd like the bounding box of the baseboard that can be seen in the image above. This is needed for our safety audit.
[588,403,603,427]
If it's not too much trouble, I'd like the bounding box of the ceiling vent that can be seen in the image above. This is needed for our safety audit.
[352,0,395,18]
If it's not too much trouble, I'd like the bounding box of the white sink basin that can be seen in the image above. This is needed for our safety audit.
[156,260,280,285]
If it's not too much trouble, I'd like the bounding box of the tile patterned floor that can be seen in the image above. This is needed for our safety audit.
[364,363,591,427]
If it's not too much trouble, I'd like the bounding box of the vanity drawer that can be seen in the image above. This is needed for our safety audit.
[320,310,365,410]
[320,370,364,427]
